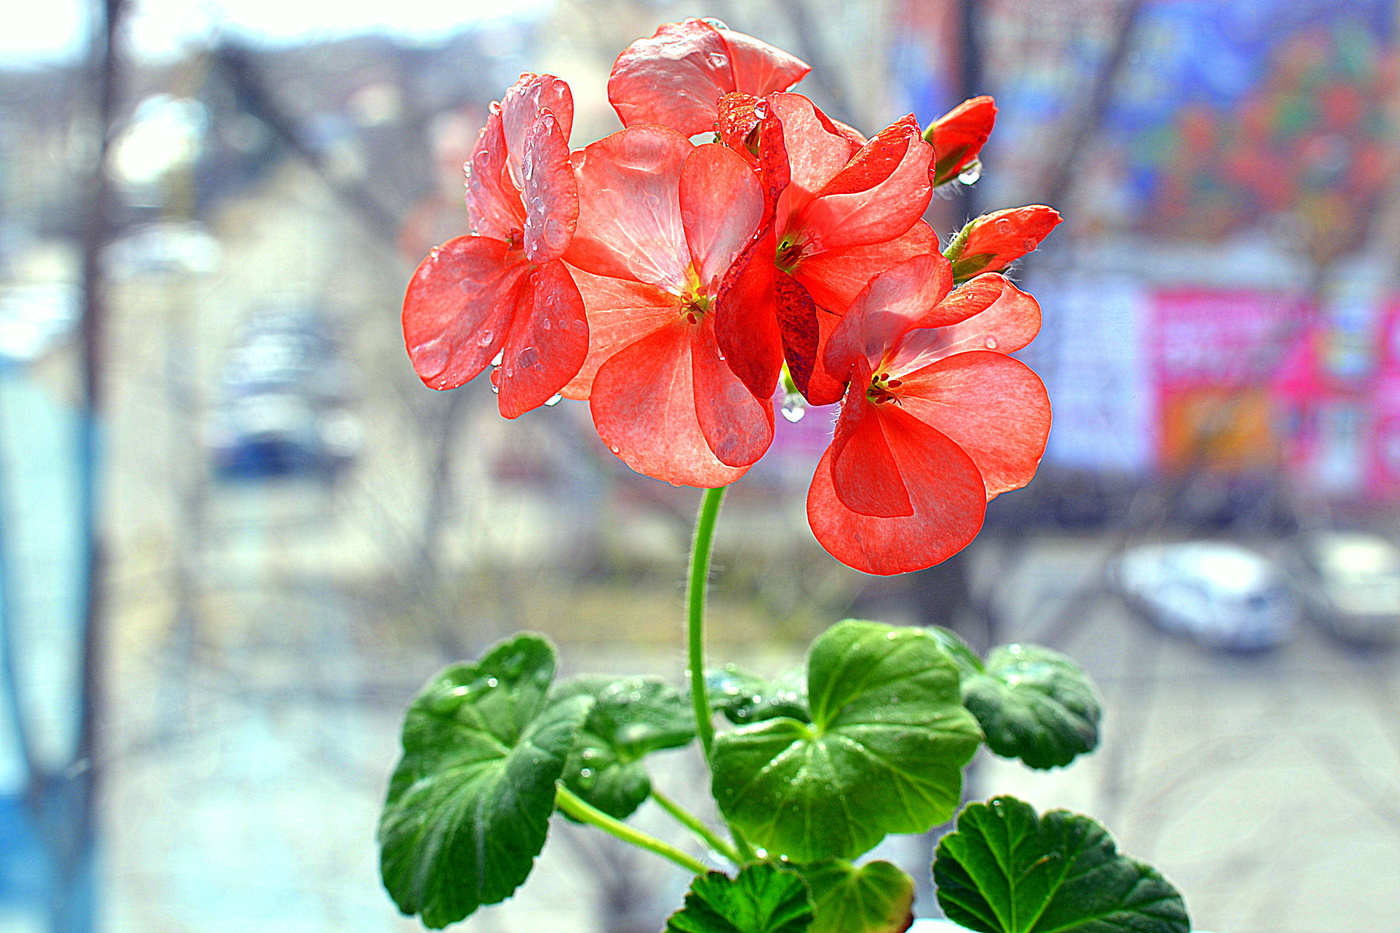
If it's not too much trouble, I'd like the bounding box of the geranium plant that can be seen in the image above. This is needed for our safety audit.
[382,18,1190,933]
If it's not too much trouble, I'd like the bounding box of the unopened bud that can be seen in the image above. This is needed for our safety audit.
[924,95,997,187]
[944,205,1062,282]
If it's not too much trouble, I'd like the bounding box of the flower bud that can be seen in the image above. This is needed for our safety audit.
[924,95,997,186]
[944,206,1061,282]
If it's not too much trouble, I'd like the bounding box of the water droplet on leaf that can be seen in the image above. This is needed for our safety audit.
[957,163,982,186]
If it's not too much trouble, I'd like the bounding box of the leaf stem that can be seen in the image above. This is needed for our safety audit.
[555,785,708,875]
[687,485,726,764]
[650,786,741,864]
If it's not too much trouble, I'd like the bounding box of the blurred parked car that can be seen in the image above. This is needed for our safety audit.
[1112,541,1300,651]
[207,305,360,479]
[1300,532,1400,648]
[0,282,79,363]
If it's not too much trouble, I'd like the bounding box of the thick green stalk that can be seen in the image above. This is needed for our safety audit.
[687,486,727,764]
[650,786,741,864]
[555,785,708,875]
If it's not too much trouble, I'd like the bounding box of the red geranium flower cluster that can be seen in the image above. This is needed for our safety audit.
[403,17,1060,574]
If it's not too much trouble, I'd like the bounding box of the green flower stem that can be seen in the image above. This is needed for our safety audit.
[555,784,708,875]
[650,786,741,865]
[687,485,727,765]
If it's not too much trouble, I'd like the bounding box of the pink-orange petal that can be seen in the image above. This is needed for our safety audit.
[886,275,1042,373]
[823,253,954,378]
[715,230,784,400]
[494,260,589,419]
[564,126,693,292]
[798,116,933,252]
[560,266,680,400]
[720,25,810,101]
[807,403,986,575]
[829,381,913,518]
[794,220,939,313]
[767,93,860,225]
[402,235,529,390]
[680,144,764,289]
[607,19,737,136]
[691,318,774,468]
[590,319,750,488]
[502,73,574,189]
[464,107,524,241]
[896,351,1051,499]
[520,109,579,265]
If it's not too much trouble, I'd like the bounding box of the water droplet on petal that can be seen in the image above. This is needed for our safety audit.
[517,346,541,370]
[608,444,620,454]
[957,163,982,186]
[753,100,768,119]
[542,217,569,251]
[707,51,729,69]
[984,337,999,350]
[491,349,504,366]
[544,394,563,407]
[994,217,1014,236]
[701,17,730,29]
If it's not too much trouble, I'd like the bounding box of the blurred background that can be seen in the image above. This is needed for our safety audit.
[2,0,1399,931]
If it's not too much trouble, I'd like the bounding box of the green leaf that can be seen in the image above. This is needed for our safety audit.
[378,634,590,928]
[556,675,695,819]
[713,620,982,862]
[934,796,1191,933]
[707,664,810,725]
[666,864,815,933]
[927,626,983,679]
[792,860,915,933]
[962,645,1101,769]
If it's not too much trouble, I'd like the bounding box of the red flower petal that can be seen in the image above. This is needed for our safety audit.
[520,109,579,265]
[609,19,808,137]
[773,270,821,399]
[828,376,913,518]
[807,402,986,575]
[766,93,861,225]
[794,220,939,312]
[502,73,574,189]
[691,318,774,468]
[564,126,693,292]
[887,275,1042,373]
[798,116,934,252]
[823,253,954,381]
[559,267,680,400]
[590,319,751,488]
[494,260,589,419]
[714,230,785,400]
[722,25,811,102]
[896,351,1050,499]
[680,144,764,289]
[464,107,524,242]
[402,235,529,390]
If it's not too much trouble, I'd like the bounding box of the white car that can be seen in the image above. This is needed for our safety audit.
[1303,532,1400,647]
[1113,541,1299,651]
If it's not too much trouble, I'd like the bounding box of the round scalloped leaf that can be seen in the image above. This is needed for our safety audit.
[934,796,1190,933]
[557,675,695,819]
[791,860,915,933]
[665,864,815,933]
[712,620,981,862]
[378,635,590,928]
[707,664,810,725]
[961,645,1101,769]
